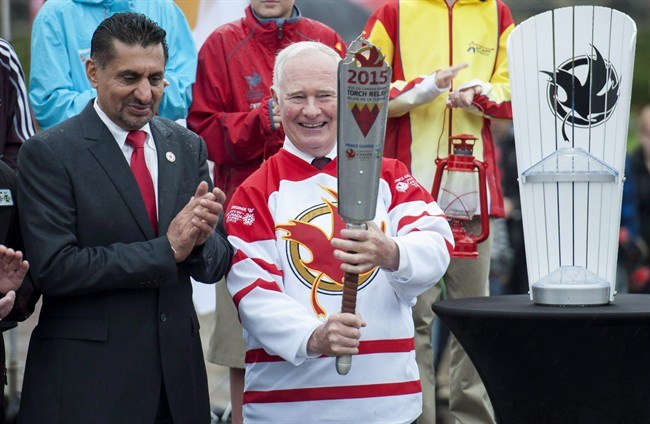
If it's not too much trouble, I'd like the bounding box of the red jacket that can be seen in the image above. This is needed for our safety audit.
[188,6,346,205]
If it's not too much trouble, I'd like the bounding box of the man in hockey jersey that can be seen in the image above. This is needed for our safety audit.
[224,41,455,423]
[187,3,345,421]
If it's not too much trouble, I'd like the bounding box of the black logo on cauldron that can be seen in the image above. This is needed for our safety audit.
[541,46,619,142]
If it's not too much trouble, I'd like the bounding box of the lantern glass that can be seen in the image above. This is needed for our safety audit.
[436,169,480,220]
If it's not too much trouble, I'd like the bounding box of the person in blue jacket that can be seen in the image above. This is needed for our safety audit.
[29,0,197,129]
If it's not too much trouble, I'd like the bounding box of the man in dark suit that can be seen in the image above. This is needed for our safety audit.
[16,13,232,424]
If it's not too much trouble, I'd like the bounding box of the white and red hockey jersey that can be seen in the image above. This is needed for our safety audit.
[225,145,453,423]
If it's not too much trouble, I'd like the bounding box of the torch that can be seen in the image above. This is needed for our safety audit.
[336,37,391,375]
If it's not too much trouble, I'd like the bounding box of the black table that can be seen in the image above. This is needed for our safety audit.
[432,294,650,424]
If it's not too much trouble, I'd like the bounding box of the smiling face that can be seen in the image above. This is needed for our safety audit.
[86,39,165,131]
[250,0,294,19]
[272,49,339,157]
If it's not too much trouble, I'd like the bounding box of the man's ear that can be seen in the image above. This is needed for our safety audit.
[86,59,99,89]
[271,86,280,107]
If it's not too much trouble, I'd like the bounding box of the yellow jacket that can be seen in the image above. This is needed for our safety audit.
[363,0,514,216]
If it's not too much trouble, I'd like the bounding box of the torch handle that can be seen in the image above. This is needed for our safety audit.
[340,272,359,314]
[336,271,359,376]
[336,222,366,375]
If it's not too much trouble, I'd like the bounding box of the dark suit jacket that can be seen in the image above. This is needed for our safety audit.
[16,103,232,424]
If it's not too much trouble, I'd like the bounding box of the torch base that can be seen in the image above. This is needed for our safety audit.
[531,266,612,306]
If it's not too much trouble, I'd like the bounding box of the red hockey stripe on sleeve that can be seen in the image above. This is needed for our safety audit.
[232,250,283,277]
[233,279,281,308]
[396,211,445,232]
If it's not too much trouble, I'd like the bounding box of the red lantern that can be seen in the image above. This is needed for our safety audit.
[431,134,490,258]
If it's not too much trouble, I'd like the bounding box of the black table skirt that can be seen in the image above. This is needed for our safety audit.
[432,294,650,424]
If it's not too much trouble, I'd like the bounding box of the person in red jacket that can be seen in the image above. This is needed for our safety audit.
[187,2,345,422]
[188,0,345,206]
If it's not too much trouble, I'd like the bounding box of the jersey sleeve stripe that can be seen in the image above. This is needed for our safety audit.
[233,278,282,308]
[232,249,283,278]
[397,211,446,233]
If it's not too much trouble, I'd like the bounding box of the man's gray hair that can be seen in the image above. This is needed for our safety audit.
[272,41,341,100]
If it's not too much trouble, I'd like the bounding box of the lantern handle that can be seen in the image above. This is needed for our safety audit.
[431,157,448,201]
[473,159,490,244]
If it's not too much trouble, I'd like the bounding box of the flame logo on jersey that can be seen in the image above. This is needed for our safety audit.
[276,186,383,317]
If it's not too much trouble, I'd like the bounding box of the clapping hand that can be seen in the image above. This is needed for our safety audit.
[0,245,28,294]
[167,181,225,262]
[0,244,28,320]
[191,182,226,247]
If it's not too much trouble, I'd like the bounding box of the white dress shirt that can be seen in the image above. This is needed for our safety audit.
[93,99,159,217]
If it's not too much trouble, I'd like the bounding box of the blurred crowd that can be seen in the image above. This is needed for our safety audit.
[0,1,646,424]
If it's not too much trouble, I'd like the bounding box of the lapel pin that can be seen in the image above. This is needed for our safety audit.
[166,151,176,163]
[0,189,13,206]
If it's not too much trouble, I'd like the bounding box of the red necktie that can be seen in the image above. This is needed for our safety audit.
[125,130,158,235]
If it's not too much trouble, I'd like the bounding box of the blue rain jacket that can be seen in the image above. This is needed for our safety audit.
[30,0,197,129]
